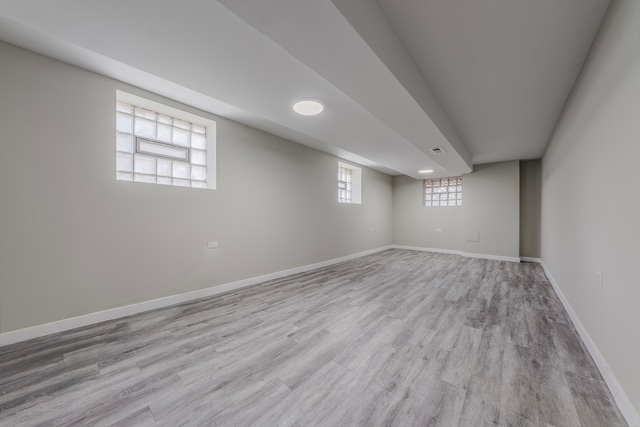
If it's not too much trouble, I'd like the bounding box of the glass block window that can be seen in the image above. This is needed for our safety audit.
[338,166,352,203]
[425,176,462,207]
[116,100,208,188]
[337,161,362,204]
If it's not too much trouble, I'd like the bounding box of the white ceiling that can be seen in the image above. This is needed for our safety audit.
[0,0,610,178]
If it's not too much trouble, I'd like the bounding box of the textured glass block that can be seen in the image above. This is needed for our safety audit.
[425,188,432,194]
[157,158,172,177]
[134,154,156,174]
[425,194,432,201]
[157,124,172,143]
[338,182,346,189]
[449,178,457,185]
[134,118,156,139]
[191,149,206,166]
[448,200,456,206]
[457,200,462,206]
[116,171,133,181]
[433,201,440,206]
[191,165,206,181]
[157,176,172,186]
[457,185,462,192]
[449,193,456,200]
[116,112,133,133]
[173,178,190,187]
[138,140,188,161]
[173,161,190,179]
[425,180,432,187]
[116,101,133,114]
[192,124,206,134]
[431,179,440,186]
[191,181,207,189]
[135,107,156,120]
[425,201,432,207]
[173,118,190,130]
[116,132,134,153]
[191,133,206,150]
[134,174,156,184]
[156,114,171,125]
[434,187,447,193]
[116,152,133,173]
[173,128,190,147]
[457,193,462,199]
[457,177,463,185]
[449,186,456,192]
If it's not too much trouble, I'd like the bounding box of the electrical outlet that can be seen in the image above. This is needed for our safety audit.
[595,270,603,287]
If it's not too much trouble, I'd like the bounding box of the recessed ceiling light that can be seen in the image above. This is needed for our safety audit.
[419,169,434,174]
[293,100,324,116]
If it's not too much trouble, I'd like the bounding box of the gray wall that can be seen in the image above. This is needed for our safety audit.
[393,161,520,259]
[541,0,640,413]
[520,160,541,258]
[461,161,519,258]
[392,175,463,251]
[0,41,393,333]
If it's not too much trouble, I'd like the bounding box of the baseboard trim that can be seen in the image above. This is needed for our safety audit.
[462,252,521,263]
[0,245,392,349]
[390,245,521,262]
[520,256,542,263]
[540,261,640,426]
[391,245,462,255]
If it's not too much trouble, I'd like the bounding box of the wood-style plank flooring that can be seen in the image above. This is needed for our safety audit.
[0,249,627,426]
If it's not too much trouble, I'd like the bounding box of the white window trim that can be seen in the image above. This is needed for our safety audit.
[116,90,217,189]
[338,161,362,204]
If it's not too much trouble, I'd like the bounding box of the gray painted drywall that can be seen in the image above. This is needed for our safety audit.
[392,175,462,251]
[520,160,541,258]
[541,0,640,414]
[462,161,520,258]
[0,41,393,333]
[393,161,520,259]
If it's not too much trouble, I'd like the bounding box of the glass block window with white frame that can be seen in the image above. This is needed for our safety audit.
[425,177,462,206]
[115,93,215,189]
[338,161,362,204]
[338,165,352,203]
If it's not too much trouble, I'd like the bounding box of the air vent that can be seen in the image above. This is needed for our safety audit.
[431,146,446,154]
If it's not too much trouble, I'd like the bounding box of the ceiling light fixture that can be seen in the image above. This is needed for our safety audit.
[419,169,434,174]
[293,100,324,116]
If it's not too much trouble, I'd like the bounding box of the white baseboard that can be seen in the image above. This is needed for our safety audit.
[0,245,392,349]
[391,245,521,263]
[520,256,542,263]
[462,252,521,263]
[391,245,462,255]
[540,261,640,426]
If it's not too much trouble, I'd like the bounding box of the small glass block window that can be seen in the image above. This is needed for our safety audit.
[425,176,462,207]
[116,100,209,189]
[338,166,352,203]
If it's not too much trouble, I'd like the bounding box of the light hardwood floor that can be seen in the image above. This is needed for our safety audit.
[0,249,628,426]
